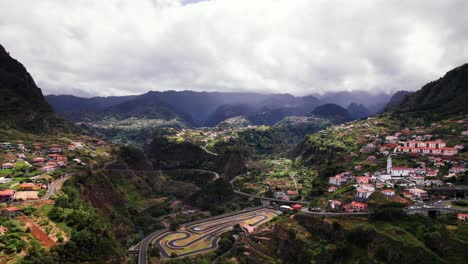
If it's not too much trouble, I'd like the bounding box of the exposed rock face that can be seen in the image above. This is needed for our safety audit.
[0,43,65,132]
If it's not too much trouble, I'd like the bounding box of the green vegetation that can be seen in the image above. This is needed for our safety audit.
[260,213,468,264]
[21,179,123,263]
[0,218,28,255]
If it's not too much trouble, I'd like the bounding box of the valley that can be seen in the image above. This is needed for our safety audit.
[0,41,467,264]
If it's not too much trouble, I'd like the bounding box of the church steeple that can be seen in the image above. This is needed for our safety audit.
[387,155,392,174]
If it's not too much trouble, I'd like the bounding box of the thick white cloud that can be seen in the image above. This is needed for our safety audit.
[0,0,467,97]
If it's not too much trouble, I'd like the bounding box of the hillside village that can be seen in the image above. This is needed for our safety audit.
[0,138,110,201]
[0,134,114,262]
[322,115,467,214]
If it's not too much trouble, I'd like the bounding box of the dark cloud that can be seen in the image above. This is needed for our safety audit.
[0,0,467,97]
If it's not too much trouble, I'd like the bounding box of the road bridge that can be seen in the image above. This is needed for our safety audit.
[404,207,468,217]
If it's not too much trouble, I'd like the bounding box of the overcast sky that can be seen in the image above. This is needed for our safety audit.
[1,0,467,97]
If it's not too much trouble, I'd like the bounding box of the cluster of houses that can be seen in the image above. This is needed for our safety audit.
[397,140,460,156]
[327,157,465,212]
[1,141,92,174]
[327,172,373,212]
[274,190,299,202]
[0,141,91,202]
[325,124,467,213]
[0,181,48,202]
[1,144,69,174]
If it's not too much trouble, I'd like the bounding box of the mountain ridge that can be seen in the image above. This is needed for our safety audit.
[0,44,66,133]
[389,63,468,118]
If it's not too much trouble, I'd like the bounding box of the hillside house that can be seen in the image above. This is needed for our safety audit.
[450,166,466,174]
[391,167,413,177]
[0,142,12,149]
[357,184,375,192]
[1,207,21,218]
[385,136,399,143]
[48,147,62,153]
[0,177,12,184]
[274,191,290,201]
[328,186,338,193]
[356,189,373,200]
[442,148,458,156]
[0,189,15,202]
[19,183,41,191]
[329,200,341,209]
[425,179,442,186]
[68,142,85,151]
[404,140,446,148]
[1,163,14,170]
[344,201,368,212]
[410,175,425,186]
[406,188,428,199]
[32,157,45,165]
[398,140,458,156]
[40,165,55,173]
[356,176,372,184]
[381,189,395,196]
[426,169,439,177]
[329,176,347,186]
[458,213,468,222]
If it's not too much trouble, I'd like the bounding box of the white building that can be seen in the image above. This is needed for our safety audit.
[391,167,413,177]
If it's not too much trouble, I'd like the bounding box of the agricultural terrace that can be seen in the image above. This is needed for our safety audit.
[236,159,317,198]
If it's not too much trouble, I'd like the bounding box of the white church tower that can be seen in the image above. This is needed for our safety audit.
[387,155,392,174]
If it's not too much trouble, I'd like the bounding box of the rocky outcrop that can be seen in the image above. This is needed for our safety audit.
[0,43,66,132]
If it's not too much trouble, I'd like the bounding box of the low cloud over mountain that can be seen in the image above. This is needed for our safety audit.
[1,0,468,97]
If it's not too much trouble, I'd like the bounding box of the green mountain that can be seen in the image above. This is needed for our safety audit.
[390,63,468,118]
[311,103,352,124]
[383,90,412,110]
[347,102,372,119]
[0,44,66,132]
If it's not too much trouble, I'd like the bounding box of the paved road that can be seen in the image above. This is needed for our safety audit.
[201,145,218,156]
[43,175,70,200]
[12,175,71,205]
[102,167,220,180]
[406,198,468,211]
[138,228,169,264]
[230,174,309,205]
[404,207,468,214]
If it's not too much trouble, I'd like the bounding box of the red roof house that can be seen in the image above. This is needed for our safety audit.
[291,204,303,210]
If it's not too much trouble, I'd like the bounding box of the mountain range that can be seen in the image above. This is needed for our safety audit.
[45,90,398,127]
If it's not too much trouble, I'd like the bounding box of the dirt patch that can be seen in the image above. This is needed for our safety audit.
[33,200,54,207]
[15,191,39,200]
[140,197,168,210]
[19,216,56,249]
[390,195,411,205]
